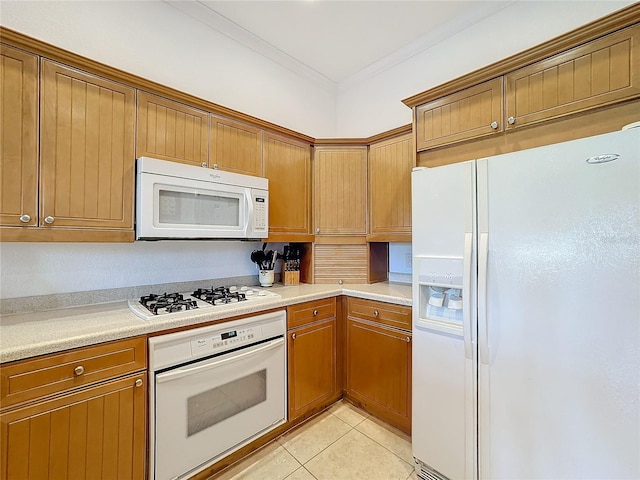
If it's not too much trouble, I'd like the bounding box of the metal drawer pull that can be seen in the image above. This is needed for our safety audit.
[44,216,55,224]
[373,310,379,317]
[313,310,318,316]
[74,365,85,376]
[135,378,143,387]
[19,214,31,223]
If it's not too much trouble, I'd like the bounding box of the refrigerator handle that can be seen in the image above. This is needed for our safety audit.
[478,232,489,365]
[463,232,473,360]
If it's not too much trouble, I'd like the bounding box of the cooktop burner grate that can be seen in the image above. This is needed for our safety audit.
[140,292,199,316]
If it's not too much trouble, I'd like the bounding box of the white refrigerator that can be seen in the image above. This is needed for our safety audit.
[411,127,640,480]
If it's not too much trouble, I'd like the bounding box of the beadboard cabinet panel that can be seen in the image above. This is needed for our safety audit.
[313,244,369,284]
[314,147,367,236]
[368,133,414,238]
[506,25,640,129]
[263,132,312,238]
[210,115,262,176]
[0,45,38,228]
[40,60,135,229]
[137,91,209,167]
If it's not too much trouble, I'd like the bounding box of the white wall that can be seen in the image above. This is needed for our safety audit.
[336,0,635,137]
[0,0,336,138]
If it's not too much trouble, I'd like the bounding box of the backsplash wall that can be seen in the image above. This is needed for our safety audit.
[0,241,263,299]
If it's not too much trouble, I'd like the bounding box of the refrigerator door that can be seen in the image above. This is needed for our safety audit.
[412,162,476,480]
[477,128,640,479]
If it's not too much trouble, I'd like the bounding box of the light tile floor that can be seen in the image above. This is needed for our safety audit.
[214,401,418,480]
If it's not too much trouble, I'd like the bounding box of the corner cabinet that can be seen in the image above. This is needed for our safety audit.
[136,91,209,167]
[505,24,640,130]
[263,132,313,241]
[0,337,147,480]
[0,45,38,228]
[287,298,339,420]
[210,115,262,176]
[368,133,414,241]
[415,77,503,151]
[345,298,412,434]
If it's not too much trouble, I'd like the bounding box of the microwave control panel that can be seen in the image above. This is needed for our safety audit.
[253,195,268,232]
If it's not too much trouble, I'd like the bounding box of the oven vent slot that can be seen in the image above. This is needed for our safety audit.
[415,458,449,480]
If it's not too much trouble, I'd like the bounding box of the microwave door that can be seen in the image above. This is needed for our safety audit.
[138,173,250,239]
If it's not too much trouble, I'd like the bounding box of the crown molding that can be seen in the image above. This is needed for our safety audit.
[164,0,337,95]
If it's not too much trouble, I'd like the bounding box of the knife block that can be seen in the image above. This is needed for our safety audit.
[283,271,300,286]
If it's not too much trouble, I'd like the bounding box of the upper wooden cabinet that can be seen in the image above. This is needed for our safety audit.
[263,132,312,240]
[0,45,38,228]
[136,91,209,167]
[40,60,135,230]
[505,25,640,129]
[415,77,503,151]
[210,115,262,176]
[368,133,414,240]
[314,146,368,236]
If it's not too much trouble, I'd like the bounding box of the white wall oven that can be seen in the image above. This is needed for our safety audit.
[136,157,269,240]
[148,311,287,480]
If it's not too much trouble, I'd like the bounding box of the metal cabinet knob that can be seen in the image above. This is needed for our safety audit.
[313,309,318,316]
[374,310,379,317]
[19,214,31,223]
[490,121,499,130]
[338,280,343,285]
[201,162,208,168]
[291,333,296,340]
[315,228,320,234]
[507,116,516,125]
[213,163,219,169]
[74,365,85,376]
[44,216,55,224]
[406,336,411,343]
[135,378,143,387]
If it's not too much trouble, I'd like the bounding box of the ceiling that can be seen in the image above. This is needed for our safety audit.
[165,0,512,90]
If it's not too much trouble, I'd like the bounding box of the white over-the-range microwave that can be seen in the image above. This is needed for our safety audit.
[136,157,268,240]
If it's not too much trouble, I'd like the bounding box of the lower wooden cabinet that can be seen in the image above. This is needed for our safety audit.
[0,372,146,480]
[345,298,412,434]
[287,298,338,420]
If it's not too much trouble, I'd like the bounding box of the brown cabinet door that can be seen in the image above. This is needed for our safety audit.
[288,318,337,420]
[263,132,312,239]
[136,91,208,167]
[346,318,411,434]
[40,60,135,229]
[0,373,146,480]
[314,146,367,235]
[210,115,262,176]
[506,25,640,130]
[368,133,414,239]
[0,45,38,227]
[415,77,503,151]
[313,244,369,284]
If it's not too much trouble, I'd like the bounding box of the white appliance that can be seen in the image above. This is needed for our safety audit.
[149,310,287,480]
[412,128,640,480]
[136,157,268,240]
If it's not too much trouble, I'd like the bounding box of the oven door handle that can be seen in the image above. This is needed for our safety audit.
[156,337,284,384]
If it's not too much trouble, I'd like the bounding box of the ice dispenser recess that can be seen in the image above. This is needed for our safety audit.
[415,256,464,335]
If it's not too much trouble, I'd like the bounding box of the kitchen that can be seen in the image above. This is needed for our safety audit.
[1,1,639,479]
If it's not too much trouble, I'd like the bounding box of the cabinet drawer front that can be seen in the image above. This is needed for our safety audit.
[1,337,146,409]
[506,25,640,129]
[347,297,412,331]
[416,77,503,151]
[287,298,336,329]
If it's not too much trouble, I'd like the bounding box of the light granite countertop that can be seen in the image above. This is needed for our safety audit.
[0,282,412,363]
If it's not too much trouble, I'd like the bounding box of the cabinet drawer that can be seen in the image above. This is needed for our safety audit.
[0,337,146,409]
[287,298,336,329]
[347,297,412,331]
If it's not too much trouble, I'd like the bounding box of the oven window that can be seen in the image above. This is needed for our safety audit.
[158,189,241,227]
[186,369,267,436]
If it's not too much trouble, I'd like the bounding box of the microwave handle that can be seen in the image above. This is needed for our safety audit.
[156,338,284,384]
[245,189,254,234]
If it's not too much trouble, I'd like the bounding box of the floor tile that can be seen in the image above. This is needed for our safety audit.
[214,442,300,480]
[279,411,351,464]
[305,429,414,480]
[327,400,368,427]
[356,416,413,464]
[284,466,317,480]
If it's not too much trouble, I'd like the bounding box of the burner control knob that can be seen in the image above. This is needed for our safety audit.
[240,286,248,291]
[258,291,266,296]
[229,286,238,292]
[245,289,255,296]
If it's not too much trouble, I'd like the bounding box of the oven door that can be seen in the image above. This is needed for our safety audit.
[137,172,252,239]
[153,337,286,480]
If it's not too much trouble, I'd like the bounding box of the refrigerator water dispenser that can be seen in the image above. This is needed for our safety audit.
[415,256,464,334]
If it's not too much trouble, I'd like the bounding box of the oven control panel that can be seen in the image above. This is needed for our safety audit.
[190,326,263,356]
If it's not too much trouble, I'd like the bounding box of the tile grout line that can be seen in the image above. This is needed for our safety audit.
[353,420,415,469]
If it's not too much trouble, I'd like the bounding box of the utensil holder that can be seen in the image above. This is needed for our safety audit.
[283,271,299,286]
[259,270,275,287]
